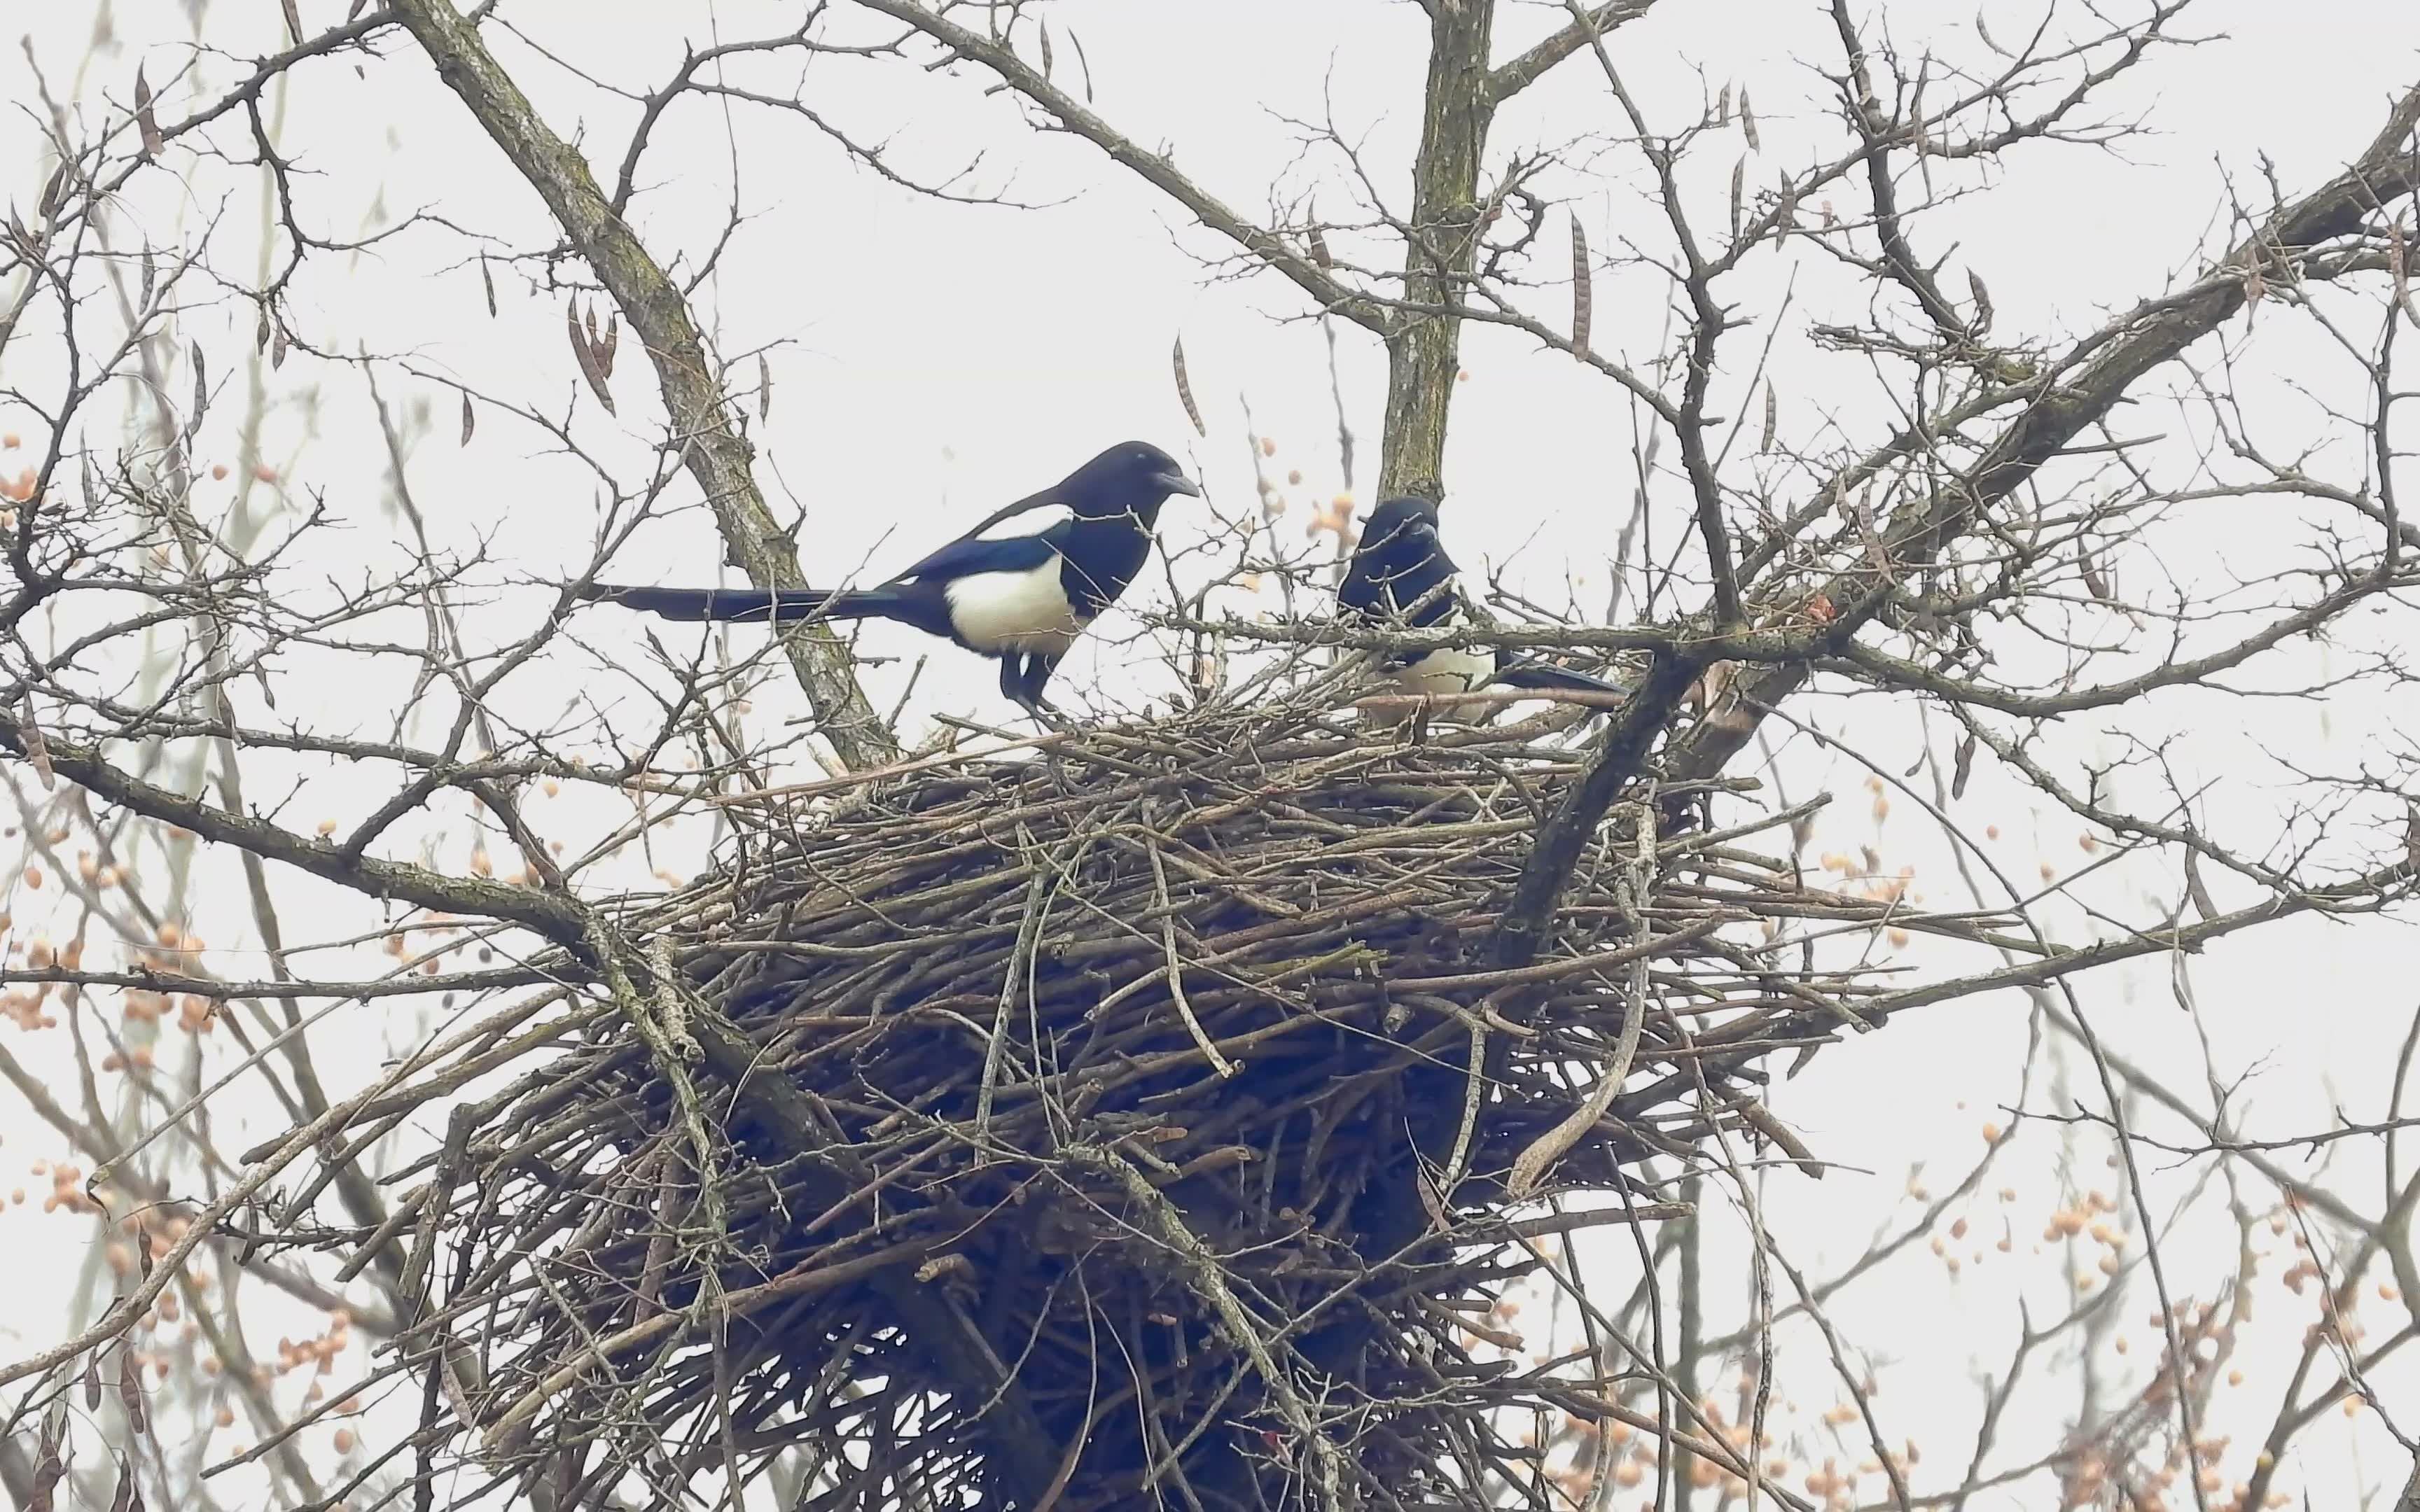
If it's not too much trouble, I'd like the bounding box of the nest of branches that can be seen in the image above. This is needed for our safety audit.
[385,693,1884,1511]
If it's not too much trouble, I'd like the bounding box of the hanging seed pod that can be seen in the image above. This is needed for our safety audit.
[568,298,616,415]
[18,696,52,791]
[186,342,207,442]
[134,66,165,158]
[1171,336,1205,437]
[1570,215,1592,358]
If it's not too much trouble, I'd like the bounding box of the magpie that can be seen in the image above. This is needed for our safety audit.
[578,441,1200,719]
[1337,494,1627,715]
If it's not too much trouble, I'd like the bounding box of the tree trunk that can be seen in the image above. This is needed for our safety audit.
[1378,0,1497,504]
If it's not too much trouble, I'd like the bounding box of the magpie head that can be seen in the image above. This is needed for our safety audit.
[1062,441,1202,522]
[1340,495,1460,625]
[1359,496,1449,567]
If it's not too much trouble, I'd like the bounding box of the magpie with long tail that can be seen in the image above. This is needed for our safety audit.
[578,441,1200,721]
[1337,493,1627,715]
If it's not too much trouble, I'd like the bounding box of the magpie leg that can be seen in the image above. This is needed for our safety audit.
[1015,698,1076,735]
[1018,654,1076,734]
[1021,653,1062,710]
[997,652,1027,709]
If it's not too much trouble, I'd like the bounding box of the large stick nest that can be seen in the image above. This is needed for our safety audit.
[379,696,1887,1511]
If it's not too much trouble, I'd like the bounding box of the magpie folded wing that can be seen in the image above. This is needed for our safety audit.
[1491,658,1630,696]
[893,531,1061,584]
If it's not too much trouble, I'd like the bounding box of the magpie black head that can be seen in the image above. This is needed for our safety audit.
[1340,495,1463,625]
[1059,441,1202,522]
[1357,496,1452,571]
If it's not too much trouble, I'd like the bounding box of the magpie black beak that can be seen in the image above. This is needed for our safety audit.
[1153,470,1203,498]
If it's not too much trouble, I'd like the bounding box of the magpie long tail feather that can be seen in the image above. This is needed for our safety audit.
[1489,657,1631,698]
[576,582,902,624]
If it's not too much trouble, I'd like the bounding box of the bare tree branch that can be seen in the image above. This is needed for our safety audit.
[390,0,899,769]
[1488,0,1660,105]
[849,0,1391,333]
[1667,83,2420,788]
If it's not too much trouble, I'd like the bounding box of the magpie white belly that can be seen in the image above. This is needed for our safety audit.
[943,564,1086,656]
[1396,646,1495,699]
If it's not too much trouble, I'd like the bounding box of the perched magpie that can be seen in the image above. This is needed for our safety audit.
[1337,494,1626,714]
[578,441,1200,719]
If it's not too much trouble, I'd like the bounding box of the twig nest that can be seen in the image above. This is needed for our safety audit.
[404,701,1860,1509]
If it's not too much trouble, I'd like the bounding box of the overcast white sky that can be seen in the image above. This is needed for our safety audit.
[4,1,2420,1507]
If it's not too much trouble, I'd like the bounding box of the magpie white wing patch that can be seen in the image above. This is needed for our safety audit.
[943,561,1085,655]
[1394,647,1495,700]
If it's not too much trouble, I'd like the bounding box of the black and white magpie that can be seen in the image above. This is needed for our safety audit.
[578,441,1200,719]
[1337,494,1627,714]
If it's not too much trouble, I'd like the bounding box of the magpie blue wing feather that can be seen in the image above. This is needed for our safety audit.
[889,530,1061,585]
[1490,657,1629,697]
